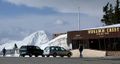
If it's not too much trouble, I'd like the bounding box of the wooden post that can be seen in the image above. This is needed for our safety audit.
[98,39,101,50]
[104,38,106,50]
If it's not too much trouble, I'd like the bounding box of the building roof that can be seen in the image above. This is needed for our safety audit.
[82,24,120,30]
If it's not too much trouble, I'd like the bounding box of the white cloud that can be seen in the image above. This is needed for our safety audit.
[3,0,114,16]
[55,19,64,25]
[0,14,77,33]
[0,13,103,32]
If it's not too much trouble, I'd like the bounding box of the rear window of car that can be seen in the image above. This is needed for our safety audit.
[28,46,33,49]
[36,46,40,49]
[20,46,27,50]
[21,46,26,48]
[44,47,49,51]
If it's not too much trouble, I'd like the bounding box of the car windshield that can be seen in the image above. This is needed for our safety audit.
[44,47,49,51]
[20,46,27,50]
[61,47,66,51]
[36,46,40,49]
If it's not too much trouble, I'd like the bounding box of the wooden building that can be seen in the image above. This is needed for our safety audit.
[67,24,120,51]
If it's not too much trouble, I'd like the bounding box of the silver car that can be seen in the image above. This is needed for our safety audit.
[44,46,72,57]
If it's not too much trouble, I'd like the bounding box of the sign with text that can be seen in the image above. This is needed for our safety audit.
[88,27,120,36]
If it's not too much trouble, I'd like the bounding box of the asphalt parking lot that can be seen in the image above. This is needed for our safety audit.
[0,57,120,64]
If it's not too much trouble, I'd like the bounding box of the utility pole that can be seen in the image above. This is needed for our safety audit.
[78,7,80,30]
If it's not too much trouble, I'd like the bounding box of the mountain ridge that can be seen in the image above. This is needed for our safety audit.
[0,31,49,51]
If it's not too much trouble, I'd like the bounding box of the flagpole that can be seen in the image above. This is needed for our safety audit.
[78,7,80,31]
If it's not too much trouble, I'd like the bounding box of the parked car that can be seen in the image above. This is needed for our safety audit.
[44,46,72,57]
[19,45,44,57]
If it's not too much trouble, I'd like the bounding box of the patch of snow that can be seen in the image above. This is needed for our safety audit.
[47,34,71,50]
[71,49,106,57]
[21,30,49,47]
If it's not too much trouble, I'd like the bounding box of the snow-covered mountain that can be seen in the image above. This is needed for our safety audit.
[0,31,49,51]
[0,30,71,52]
[20,30,49,47]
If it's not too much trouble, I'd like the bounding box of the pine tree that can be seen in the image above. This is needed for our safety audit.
[114,0,120,23]
[101,2,109,25]
[101,0,120,25]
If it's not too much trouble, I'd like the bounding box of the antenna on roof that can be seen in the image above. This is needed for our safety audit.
[78,7,80,31]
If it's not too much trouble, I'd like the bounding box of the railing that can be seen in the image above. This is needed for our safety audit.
[0,49,19,55]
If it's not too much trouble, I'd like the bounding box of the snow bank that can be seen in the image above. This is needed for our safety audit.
[71,49,106,57]
[46,34,71,50]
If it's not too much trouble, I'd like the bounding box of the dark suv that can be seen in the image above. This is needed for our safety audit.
[19,45,44,57]
[44,46,72,57]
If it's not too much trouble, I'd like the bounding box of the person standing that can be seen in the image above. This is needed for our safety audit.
[2,48,6,57]
[79,45,83,58]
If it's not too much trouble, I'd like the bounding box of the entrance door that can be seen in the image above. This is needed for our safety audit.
[72,40,83,49]
[89,39,99,50]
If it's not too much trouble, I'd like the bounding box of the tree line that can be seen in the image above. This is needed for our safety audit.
[101,0,120,25]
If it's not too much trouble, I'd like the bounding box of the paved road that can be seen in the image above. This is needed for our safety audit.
[0,57,120,64]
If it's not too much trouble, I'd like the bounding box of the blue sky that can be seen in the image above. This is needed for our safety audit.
[0,0,114,40]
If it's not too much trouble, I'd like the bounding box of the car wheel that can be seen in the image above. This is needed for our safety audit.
[60,55,64,57]
[22,55,25,57]
[35,55,38,57]
[67,53,71,57]
[53,53,57,57]
[20,54,25,57]
[29,54,32,57]
[46,55,50,57]
[42,55,45,57]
